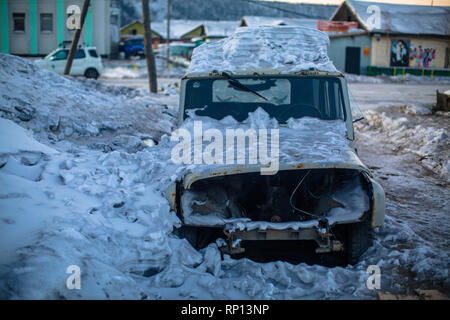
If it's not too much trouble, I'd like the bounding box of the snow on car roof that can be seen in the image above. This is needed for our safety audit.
[186,25,338,77]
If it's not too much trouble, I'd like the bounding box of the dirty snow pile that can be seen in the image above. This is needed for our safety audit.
[102,66,146,79]
[356,108,449,182]
[0,54,448,299]
[102,56,187,80]
[188,26,337,76]
[0,54,178,152]
[344,73,450,84]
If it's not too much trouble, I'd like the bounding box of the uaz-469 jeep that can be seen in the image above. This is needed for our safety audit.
[165,26,385,264]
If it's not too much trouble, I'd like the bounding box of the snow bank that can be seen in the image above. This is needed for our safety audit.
[102,57,187,80]
[102,66,146,79]
[344,73,384,84]
[187,26,337,76]
[0,54,177,152]
[0,118,56,155]
[344,72,450,84]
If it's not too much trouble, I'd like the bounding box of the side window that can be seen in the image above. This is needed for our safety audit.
[52,49,68,60]
[334,81,345,120]
[88,49,98,58]
[74,49,86,59]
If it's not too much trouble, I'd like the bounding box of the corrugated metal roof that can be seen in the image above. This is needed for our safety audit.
[341,0,450,36]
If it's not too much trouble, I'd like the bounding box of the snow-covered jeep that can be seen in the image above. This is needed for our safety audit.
[166,26,385,264]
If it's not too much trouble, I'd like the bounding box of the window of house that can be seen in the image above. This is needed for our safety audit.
[110,15,118,26]
[13,13,25,32]
[40,13,53,32]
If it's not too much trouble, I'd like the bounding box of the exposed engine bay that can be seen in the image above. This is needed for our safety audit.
[176,168,374,262]
[181,168,370,226]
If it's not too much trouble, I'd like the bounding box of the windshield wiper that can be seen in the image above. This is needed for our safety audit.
[222,72,268,101]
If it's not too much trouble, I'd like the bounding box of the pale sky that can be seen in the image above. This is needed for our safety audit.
[267,0,450,6]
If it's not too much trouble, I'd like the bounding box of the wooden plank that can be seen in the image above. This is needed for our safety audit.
[378,290,449,300]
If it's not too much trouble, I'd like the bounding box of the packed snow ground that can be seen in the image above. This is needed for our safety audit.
[102,56,187,80]
[0,54,448,299]
[345,73,450,85]
[356,106,449,182]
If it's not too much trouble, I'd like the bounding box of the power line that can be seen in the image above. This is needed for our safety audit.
[238,0,331,19]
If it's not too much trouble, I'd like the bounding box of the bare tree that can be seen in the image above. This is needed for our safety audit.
[142,0,158,93]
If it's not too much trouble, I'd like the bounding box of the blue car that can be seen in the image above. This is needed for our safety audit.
[121,38,145,59]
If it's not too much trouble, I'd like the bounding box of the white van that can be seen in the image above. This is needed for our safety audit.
[35,46,103,79]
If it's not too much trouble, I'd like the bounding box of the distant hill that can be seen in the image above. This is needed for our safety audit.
[119,0,338,26]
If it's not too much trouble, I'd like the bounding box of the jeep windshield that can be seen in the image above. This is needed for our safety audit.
[184,76,346,123]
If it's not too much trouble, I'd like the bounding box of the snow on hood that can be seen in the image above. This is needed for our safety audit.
[176,108,361,178]
[187,26,338,76]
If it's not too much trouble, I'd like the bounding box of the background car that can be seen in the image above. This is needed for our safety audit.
[34,46,103,79]
[121,38,145,59]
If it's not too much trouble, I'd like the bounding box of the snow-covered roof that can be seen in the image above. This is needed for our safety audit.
[281,17,319,30]
[240,16,285,27]
[151,20,240,40]
[203,21,240,38]
[333,0,450,36]
[152,20,205,40]
[187,26,337,76]
[326,28,368,38]
[120,19,142,31]
[240,16,319,30]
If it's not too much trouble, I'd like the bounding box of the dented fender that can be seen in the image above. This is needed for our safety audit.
[165,182,177,212]
[363,172,386,228]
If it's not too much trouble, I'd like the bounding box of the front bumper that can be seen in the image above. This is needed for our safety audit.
[220,221,345,255]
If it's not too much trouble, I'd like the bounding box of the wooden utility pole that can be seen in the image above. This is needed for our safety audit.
[142,0,158,93]
[166,0,171,68]
[64,0,90,75]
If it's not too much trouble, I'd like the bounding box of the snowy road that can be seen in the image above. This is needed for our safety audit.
[100,77,181,92]
[349,83,449,109]
[356,128,449,250]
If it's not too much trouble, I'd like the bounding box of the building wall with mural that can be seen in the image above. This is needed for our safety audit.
[0,0,111,56]
[371,36,449,69]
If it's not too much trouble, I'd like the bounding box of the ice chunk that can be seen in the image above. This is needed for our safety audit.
[187,26,337,76]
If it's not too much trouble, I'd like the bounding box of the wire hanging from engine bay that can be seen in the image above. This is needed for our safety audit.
[289,169,319,218]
